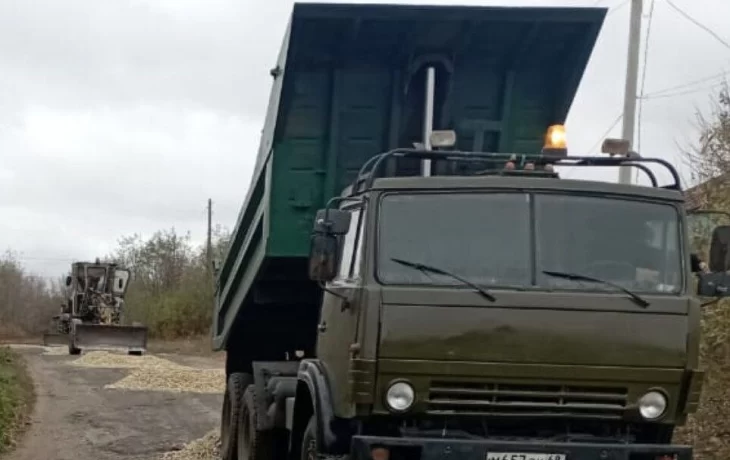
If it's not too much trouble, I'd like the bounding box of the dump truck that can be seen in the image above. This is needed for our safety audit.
[43,261,148,355]
[213,3,730,460]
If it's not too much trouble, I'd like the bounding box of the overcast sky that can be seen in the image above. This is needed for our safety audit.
[1,0,729,278]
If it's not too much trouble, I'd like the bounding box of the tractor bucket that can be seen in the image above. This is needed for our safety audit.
[42,332,67,347]
[72,324,148,353]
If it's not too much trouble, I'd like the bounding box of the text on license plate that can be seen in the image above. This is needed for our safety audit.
[486,453,566,460]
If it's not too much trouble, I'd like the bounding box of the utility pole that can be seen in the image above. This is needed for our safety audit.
[206,198,213,273]
[619,0,643,185]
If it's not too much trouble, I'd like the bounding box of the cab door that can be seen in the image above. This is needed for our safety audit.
[316,204,367,411]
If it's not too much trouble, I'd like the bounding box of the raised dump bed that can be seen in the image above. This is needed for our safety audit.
[213,2,607,350]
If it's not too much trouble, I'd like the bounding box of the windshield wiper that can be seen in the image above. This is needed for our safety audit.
[541,270,650,308]
[390,258,496,302]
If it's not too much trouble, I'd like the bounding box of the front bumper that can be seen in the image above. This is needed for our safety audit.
[351,435,691,460]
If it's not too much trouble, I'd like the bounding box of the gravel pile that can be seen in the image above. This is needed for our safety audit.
[69,350,184,370]
[41,346,67,356]
[161,430,220,460]
[66,350,225,393]
[105,367,225,393]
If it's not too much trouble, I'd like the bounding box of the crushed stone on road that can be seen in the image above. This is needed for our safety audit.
[161,430,220,460]
[7,344,67,356]
[105,367,225,393]
[67,350,225,394]
[41,347,67,356]
[69,350,185,370]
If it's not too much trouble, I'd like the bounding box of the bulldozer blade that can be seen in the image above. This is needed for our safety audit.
[42,332,67,347]
[72,324,148,353]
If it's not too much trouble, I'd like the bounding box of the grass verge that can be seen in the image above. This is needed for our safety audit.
[0,346,34,454]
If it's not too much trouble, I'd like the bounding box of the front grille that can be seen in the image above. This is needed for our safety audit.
[427,380,628,419]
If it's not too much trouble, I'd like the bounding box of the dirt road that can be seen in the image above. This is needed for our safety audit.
[6,345,224,460]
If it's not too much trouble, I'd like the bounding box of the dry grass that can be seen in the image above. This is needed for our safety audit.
[160,430,220,460]
[0,346,35,454]
[674,300,730,459]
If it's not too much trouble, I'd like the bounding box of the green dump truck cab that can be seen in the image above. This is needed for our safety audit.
[214,3,730,460]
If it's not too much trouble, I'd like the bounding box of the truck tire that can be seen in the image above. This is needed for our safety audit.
[301,416,349,460]
[221,372,252,460]
[68,343,81,355]
[237,386,274,460]
[69,319,82,355]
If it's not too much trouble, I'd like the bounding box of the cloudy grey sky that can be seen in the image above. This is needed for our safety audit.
[1,0,729,278]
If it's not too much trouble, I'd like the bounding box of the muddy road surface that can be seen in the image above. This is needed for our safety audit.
[6,345,225,460]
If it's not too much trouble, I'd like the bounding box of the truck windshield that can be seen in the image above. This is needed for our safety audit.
[377,192,682,294]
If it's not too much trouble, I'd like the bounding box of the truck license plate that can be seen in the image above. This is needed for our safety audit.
[486,453,566,460]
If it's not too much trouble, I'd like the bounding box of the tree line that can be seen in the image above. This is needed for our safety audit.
[0,226,231,340]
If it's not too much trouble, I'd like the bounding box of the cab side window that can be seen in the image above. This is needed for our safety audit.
[336,208,360,280]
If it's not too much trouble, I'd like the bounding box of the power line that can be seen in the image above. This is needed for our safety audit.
[665,0,730,51]
[642,69,729,98]
[588,112,624,154]
[641,80,727,100]
[637,0,657,153]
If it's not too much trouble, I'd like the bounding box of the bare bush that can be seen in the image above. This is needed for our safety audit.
[0,251,65,338]
[107,226,231,339]
[675,86,730,457]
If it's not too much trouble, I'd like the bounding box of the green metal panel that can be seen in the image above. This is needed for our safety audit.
[213,2,607,348]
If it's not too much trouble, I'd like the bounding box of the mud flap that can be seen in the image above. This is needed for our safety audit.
[72,324,148,353]
[42,332,67,346]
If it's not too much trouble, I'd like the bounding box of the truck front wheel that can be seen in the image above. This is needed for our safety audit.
[301,415,349,460]
[302,416,317,460]
[221,372,252,460]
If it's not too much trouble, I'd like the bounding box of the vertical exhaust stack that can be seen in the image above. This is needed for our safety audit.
[421,66,436,177]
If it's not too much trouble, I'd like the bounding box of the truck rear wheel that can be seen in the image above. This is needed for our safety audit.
[221,372,252,460]
[237,386,274,460]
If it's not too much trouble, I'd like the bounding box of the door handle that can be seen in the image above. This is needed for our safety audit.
[318,322,327,333]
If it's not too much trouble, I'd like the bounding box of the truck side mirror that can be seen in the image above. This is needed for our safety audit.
[65,276,72,286]
[308,208,351,282]
[308,233,339,282]
[708,225,730,273]
[313,209,351,235]
[697,272,730,298]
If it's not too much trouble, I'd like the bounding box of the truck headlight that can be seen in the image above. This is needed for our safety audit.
[638,391,667,420]
[385,382,415,412]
